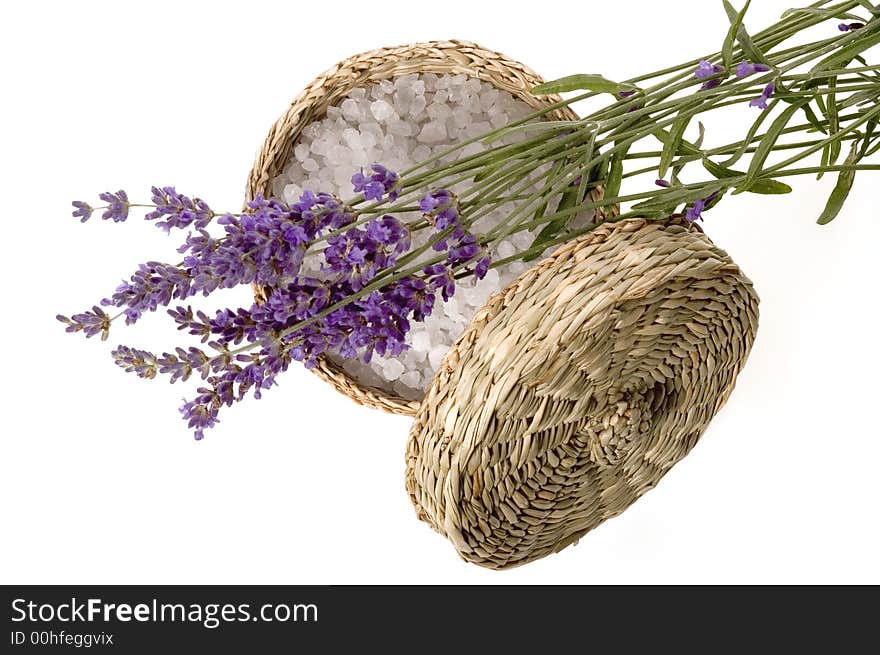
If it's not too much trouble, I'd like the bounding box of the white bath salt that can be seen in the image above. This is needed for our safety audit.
[269,73,592,401]
[370,100,395,122]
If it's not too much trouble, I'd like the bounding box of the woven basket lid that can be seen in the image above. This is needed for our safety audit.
[246,40,606,416]
[406,217,760,568]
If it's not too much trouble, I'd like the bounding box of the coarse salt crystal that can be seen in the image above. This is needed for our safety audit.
[382,358,405,381]
[411,331,431,352]
[341,99,362,122]
[294,144,310,162]
[370,99,395,122]
[428,346,448,370]
[417,121,447,143]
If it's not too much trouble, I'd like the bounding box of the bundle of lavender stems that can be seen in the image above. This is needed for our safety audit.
[59,0,880,439]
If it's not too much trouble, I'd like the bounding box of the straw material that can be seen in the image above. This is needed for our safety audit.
[405,217,759,569]
[246,40,609,416]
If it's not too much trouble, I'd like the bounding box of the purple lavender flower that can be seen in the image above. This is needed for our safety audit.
[98,190,130,222]
[393,277,435,321]
[700,78,722,91]
[102,261,193,324]
[838,22,864,31]
[322,216,409,291]
[71,201,93,222]
[685,199,707,222]
[56,306,111,340]
[447,233,481,267]
[156,346,214,383]
[351,164,400,202]
[685,191,720,222]
[749,82,775,110]
[145,186,213,231]
[421,189,491,280]
[180,389,220,441]
[735,60,771,78]
[474,256,491,279]
[695,60,724,80]
[419,189,453,213]
[424,263,456,301]
[367,215,411,254]
[112,345,158,379]
[168,306,213,342]
[655,179,671,188]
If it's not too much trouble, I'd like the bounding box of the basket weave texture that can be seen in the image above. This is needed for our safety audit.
[406,218,759,568]
[246,40,607,416]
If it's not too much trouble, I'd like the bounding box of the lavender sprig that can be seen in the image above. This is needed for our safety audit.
[62,170,493,439]
[145,186,213,231]
[56,306,111,341]
[99,190,130,222]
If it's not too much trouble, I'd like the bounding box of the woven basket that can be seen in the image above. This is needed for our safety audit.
[246,39,608,416]
[247,42,760,568]
[407,218,759,568]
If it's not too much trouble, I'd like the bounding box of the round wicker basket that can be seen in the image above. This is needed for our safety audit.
[406,217,759,568]
[246,39,607,416]
[248,42,760,568]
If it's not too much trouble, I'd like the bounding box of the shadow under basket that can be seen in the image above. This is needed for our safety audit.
[247,41,760,569]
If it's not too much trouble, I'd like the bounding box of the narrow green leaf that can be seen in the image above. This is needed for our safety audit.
[801,103,827,134]
[722,0,752,70]
[524,157,571,240]
[817,140,861,224]
[860,117,878,158]
[472,165,498,182]
[818,141,830,180]
[702,158,792,194]
[579,129,600,203]
[864,138,880,157]
[720,98,777,167]
[736,99,808,194]
[693,121,706,150]
[530,74,631,96]
[605,145,630,200]
[839,89,879,109]
[671,122,704,182]
[524,188,579,260]
[723,0,769,64]
[652,127,702,157]
[659,113,691,179]
[815,72,843,180]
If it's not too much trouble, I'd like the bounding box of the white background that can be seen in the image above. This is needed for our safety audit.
[1,0,877,584]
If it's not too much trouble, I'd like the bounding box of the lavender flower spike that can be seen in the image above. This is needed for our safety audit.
[749,82,775,110]
[56,306,111,340]
[71,201,93,222]
[838,22,864,32]
[351,164,400,202]
[685,191,720,222]
[145,186,213,231]
[98,190,130,222]
[694,60,724,80]
[735,60,771,78]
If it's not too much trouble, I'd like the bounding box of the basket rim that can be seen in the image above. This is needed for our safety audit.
[247,39,593,417]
